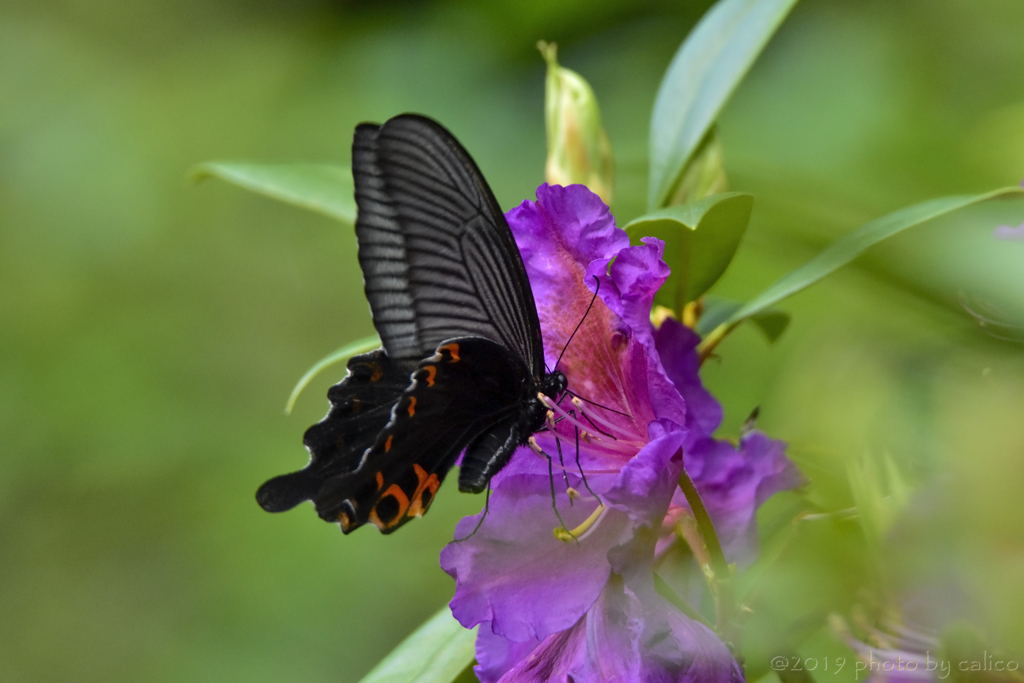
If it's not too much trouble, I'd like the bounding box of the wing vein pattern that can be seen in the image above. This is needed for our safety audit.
[352,114,543,374]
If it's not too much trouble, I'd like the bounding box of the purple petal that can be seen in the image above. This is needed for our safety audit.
[497,617,586,683]
[440,472,631,642]
[587,237,688,427]
[586,236,670,351]
[603,420,686,532]
[655,318,724,442]
[475,622,541,683]
[506,183,627,375]
[843,638,940,683]
[993,222,1024,241]
[490,434,633,488]
[442,427,691,644]
[497,576,743,683]
[506,183,686,430]
[676,431,803,563]
[509,184,628,283]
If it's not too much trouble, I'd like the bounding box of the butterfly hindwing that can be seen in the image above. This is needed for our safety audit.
[352,115,545,375]
[255,349,414,513]
[313,337,532,533]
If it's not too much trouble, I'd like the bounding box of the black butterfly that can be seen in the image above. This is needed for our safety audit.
[256,114,567,534]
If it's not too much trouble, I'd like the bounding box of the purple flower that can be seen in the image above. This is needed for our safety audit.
[655,320,801,565]
[440,184,801,682]
[835,617,943,683]
[993,222,1024,241]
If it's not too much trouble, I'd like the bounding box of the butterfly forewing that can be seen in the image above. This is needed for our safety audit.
[355,115,545,375]
[352,124,421,361]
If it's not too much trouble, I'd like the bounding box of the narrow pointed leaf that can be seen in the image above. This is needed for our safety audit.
[191,162,356,224]
[846,452,910,550]
[625,192,752,310]
[285,334,381,414]
[648,0,799,209]
[698,296,790,342]
[727,187,1024,325]
[750,309,790,342]
[357,606,478,683]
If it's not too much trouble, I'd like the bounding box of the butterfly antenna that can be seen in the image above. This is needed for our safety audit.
[554,276,601,372]
[453,484,491,543]
[565,390,629,417]
[579,412,617,441]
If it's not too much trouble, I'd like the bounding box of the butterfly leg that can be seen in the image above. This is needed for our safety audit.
[551,423,574,505]
[452,484,491,543]
[526,437,578,544]
[570,416,602,505]
[542,398,601,505]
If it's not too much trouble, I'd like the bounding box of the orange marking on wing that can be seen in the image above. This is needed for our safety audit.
[375,471,384,490]
[369,484,410,531]
[440,342,461,363]
[385,434,393,452]
[407,396,417,416]
[367,363,383,382]
[408,464,441,518]
[368,509,382,530]
[337,511,352,532]
[423,365,437,387]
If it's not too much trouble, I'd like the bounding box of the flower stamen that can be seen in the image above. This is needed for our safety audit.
[553,503,606,543]
[541,393,609,440]
[546,399,645,459]
[542,397,640,458]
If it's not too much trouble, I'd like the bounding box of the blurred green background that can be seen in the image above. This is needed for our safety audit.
[4,0,1024,681]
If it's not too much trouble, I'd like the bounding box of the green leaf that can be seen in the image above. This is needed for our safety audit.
[749,309,790,343]
[357,606,478,683]
[285,334,381,414]
[726,187,1024,325]
[846,451,910,550]
[665,126,728,206]
[625,192,752,310]
[648,0,800,209]
[698,296,790,342]
[191,162,356,224]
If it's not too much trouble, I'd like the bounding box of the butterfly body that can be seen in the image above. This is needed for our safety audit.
[257,114,566,534]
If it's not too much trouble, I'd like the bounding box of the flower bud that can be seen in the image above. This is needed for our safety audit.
[539,41,614,205]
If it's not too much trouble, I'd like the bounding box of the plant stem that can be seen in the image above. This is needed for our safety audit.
[678,462,738,646]
[653,572,713,629]
[696,321,737,364]
[678,465,728,576]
